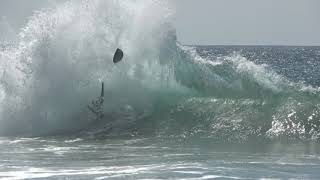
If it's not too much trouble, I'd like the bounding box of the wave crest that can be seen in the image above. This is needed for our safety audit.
[0,0,319,141]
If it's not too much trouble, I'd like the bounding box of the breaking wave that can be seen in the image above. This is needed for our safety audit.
[0,0,319,142]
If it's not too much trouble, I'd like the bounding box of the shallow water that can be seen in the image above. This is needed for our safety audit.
[1,137,320,179]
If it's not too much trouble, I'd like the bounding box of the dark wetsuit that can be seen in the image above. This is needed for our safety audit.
[88,82,104,120]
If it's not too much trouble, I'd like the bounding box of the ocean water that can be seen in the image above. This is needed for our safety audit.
[1,137,320,179]
[0,0,320,179]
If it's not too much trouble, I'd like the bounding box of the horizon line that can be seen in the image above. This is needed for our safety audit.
[182,44,320,47]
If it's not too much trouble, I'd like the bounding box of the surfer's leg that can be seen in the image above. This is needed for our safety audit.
[101,82,104,98]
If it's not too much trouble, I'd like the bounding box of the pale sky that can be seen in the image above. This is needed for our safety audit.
[175,0,320,45]
[1,0,320,46]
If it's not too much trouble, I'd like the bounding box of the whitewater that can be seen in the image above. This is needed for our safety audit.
[0,0,320,179]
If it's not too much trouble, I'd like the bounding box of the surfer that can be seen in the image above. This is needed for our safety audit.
[87,48,124,120]
[88,82,105,120]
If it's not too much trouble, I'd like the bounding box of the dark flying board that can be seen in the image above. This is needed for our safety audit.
[113,48,124,63]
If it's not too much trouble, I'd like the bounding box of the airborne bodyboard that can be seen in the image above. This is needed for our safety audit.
[113,48,124,63]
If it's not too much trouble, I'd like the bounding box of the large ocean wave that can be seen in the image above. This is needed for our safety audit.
[0,0,319,141]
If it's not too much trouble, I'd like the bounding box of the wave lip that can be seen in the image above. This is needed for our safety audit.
[0,1,319,142]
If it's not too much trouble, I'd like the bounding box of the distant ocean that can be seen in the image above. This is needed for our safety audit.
[0,0,320,179]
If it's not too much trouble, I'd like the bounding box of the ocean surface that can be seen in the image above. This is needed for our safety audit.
[1,137,320,179]
[0,0,320,179]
